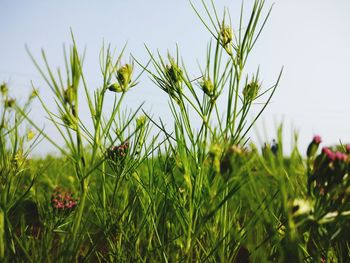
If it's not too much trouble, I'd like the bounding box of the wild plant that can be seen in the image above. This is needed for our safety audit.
[134,0,282,261]
[0,82,39,261]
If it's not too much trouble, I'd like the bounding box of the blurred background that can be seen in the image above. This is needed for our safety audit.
[1,0,350,155]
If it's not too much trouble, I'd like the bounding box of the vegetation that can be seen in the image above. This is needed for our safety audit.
[1,0,350,262]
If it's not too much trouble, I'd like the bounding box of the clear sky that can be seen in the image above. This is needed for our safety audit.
[1,0,350,155]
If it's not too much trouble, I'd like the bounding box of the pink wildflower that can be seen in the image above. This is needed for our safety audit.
[313,135,322,144]
[322,147,336,161]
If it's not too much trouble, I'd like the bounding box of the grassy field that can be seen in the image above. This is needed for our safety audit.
[1,0,350,262]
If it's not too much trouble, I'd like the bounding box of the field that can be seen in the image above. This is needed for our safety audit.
[1,1,350,262]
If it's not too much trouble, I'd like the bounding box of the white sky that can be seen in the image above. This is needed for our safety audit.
[1,0,350,155]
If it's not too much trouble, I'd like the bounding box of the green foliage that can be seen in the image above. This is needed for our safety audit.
[1,1,349,262]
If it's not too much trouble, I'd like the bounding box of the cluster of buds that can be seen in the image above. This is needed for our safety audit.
[108,64,134,93]
[51,187,78,212]
[159,57,183,104]
[307,135,350,200]
[165,58,183,85]
[220,23,233,55]
[107,141,129,161]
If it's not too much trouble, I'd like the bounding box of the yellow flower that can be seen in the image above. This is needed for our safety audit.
[27,130,35,141]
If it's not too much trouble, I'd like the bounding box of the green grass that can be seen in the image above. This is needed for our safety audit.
[1,0,350,262]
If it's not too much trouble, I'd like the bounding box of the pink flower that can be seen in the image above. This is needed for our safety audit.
[322,147,336,161]
[313,135,322,144]
[335,151,347,162]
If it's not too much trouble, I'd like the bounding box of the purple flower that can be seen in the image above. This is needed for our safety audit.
[51,187,78,212]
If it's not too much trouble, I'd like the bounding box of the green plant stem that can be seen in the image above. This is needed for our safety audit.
[72,179,88,241]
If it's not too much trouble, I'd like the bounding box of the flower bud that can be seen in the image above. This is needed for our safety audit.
[243,81,260,101]
[4,98,15,108]
[29,88,39,100]
[107,83,123,93]
[322,147,335,162]
[117,64,133,89]
[0,82,8,96]
[108,64,134,93]
[64,86,76,105]
[136,115,146,128]
[200,77,214,97]
[166,59,183,84]
[27,130,35,141]
[220,25,233,55]
[334,151,347,162]
[306,135,322,158]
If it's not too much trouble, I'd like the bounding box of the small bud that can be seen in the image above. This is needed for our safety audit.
[108,64,134,93]
[117,64,133,90]
[322,147,336,162]
[312,135,322,144]
[0,82,8,95]
[30,88,39,99]
[5,98,15,108]
[200,77,214,97]
[243,81,260,101]
[220,25,233,55]
[64,86,76,105]
[136,115,146,128]
[27,130,35,141]
[107,83,123,93]
[166,59,183,84]
[306,135,322,158]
